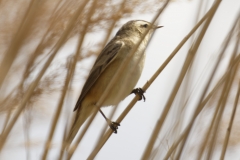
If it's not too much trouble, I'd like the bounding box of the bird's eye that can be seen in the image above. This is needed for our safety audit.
[141,24,148,28]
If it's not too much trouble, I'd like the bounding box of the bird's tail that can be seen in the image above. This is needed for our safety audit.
[66,113,84,147]
[58,108,85,159]
[66,105,94,148]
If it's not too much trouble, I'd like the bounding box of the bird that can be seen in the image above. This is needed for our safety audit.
[67,20,163,146]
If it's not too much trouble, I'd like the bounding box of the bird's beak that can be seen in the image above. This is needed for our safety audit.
[155,25,163,29]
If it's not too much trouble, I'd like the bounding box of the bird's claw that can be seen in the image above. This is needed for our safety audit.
[109,122,120,134]
[131,88,146,101]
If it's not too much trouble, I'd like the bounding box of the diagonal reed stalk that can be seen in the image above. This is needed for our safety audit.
[0,0,239,159]
[219,21,240,160]
[0,0,40,88]
[53,0,98,159]
[205,14,240,160]
[41,56,75,160]
[63,1,127,159]
[0,0,89,151]
[196,12,240,160]
[142,0,222,159]
[66,1,170,159]
[220,80,240,160]
[86,1,222,159]
[42,0,96,159]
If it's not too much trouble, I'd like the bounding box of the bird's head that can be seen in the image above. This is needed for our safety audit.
[116,20,163,39]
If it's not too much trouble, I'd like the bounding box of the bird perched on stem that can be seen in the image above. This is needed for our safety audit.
[67,20,163,145]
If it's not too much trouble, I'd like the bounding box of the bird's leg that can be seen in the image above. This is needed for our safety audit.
[131,88,146,101]
[98,109,120,134]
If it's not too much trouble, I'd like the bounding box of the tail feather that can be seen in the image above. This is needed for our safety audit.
[66,104,94,147]
[66,113,84,146]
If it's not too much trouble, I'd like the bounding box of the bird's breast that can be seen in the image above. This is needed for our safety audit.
[100,41,146,106]
[86,39,146,107]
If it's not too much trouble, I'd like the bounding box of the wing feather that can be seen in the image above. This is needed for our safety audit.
[73,40,123,111]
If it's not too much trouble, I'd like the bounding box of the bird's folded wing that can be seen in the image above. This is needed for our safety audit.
[73,40,124,111]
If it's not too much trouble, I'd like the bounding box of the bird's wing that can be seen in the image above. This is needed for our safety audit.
[73,40,124,111]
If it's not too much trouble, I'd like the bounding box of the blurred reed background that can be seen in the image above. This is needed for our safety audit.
[0,0,239,159]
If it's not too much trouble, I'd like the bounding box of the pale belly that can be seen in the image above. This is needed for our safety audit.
[87,54,145,107]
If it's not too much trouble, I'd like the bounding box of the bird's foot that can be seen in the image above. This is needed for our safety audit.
[109,121,120,134]
[131,88,146,101]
